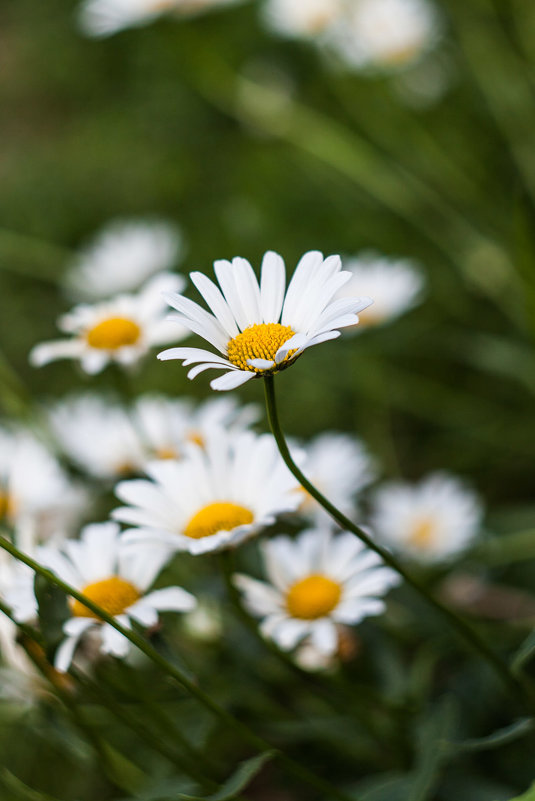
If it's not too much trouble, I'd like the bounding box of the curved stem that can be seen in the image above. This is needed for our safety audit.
[263,375,531,708]
[0,536,357,801]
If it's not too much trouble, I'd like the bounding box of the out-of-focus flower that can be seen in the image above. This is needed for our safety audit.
[30,273,187,375]
[158,250,372,391]
[182,597,223,642]
[8,522,195,672]
[371,472,483,563]
[47,395,147,481]
[328,0,440,72]
[234,527,399,654]
[335,253,424,328]
[293,624,359,671]
[263,0,343,39]
[78,0,241,38]
[65,219,183,301]
[114,430,300,555]
[293,433,375,522]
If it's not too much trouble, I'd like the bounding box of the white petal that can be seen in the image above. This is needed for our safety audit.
[247,358,275,370]
[310,619,338,654]
[142,586,197,612]
[210,371,255,391]
[260,251,286,323]
[100,618,131,657]
[29,339,84,367]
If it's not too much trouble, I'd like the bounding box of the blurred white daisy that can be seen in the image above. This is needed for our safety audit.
[158,250,372,391]
[8,522,195,672]
[65,219,183,301]
[263,0,343,39]
[295,433,376,522]
[336,253,424,328]
[30,273,187,375]
[114,430,300,555]
[47,394,147,480]
[371,472,483,563]
[329,0,439,72]
[234,527,399,654]
[78,0,241,38]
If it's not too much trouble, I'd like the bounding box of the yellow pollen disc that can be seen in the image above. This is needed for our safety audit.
[86,317,141,350]
[71,576,141,619]
[187,430,205,448]
[408,518,436,549]
[0,491,8,520]
[227,323,297,373]
[184,502,254,539]
[155,446,179,460]
[286,574,342,620]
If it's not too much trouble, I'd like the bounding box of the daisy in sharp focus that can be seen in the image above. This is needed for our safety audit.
[371,472,483,563]
[30,273,187,375]
[113,429,300,555]
[234,527,399,654]
[65,219,183,301]
[335,252,424,329]
[158,250,372,391]
[7,522,195,672]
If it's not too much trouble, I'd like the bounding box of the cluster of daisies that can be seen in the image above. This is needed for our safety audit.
[0,221,482,690]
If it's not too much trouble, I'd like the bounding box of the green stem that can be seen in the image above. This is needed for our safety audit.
[263,375,530,707]
[0,536,357,801]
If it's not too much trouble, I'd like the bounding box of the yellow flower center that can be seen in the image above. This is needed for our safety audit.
[184,502,254,539]
[408,517,436,549]
[187,430,205,448]
[86,317,141,350]
[0,490,16,521]
[227,323,297,372]
[154,446,179,460]
[71,576,141,619]
[286,574,342,620]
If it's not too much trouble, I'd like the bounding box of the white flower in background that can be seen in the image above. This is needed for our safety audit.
[263,0,343,39]
[371,472,483,563]
[133,395,259,461]
[65,219,183,301]
[182,597,223,642]
[30,273,187,375]
[329,0,439,72]
[336,253,424,328]
[47,395,147,480]
[114,430,300,555]
[9,522,195,672]
[235,527,399,654]
[0,428,86,544]
[78,0,241,38]
[295,433,376,522]
[158,250,372,391]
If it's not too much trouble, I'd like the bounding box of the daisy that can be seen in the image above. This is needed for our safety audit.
[371,472,483,563]
[47,394,147,480]
[234,527,399,654]
[262,0,343,39]
[294,433,376,522]
[335,252,424,328]
[114,430,300,555]
[30,273,187,375]
[329,0,439,72]
[78,0,241,38]
[8,522,195,672]
[158,250,372,391]
[65,219,183,301]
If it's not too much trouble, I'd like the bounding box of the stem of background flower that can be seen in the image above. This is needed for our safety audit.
[0,537,358,801]
[263,375,532,709]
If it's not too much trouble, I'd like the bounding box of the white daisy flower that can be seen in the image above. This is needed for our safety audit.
[263,0,343,39]
[336,252,424,328]
[371,472,483,563]
[329,0,439,72]
[65,219,183,301]
[235,527,399,654]
[8,522,195,672]
[47,394,147,480]
[114,430,300,555]
[78,0,241,38]
[30,273,187,375]
[294,433,376,522]
[158,250,372,391]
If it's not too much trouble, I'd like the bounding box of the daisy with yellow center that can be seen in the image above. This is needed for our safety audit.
[158,250,372,391]
[371,472,483,563]
[12,522,196,673]
[114,429,300,555]
[234,527,399,655]
[30,273,187,375]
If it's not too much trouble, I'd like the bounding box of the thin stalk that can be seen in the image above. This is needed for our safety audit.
[263,375,531,708]
[0,536,358,801]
